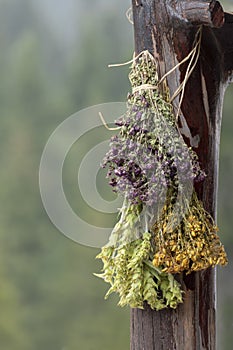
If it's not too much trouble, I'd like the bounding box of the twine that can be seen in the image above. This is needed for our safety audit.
[132,83,158,94]
[126,7,134,25]
[171,27,202,119]
[98,112,121,131]
[108,51,150,68]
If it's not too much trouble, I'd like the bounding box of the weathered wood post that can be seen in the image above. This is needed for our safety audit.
[130,1,233,349]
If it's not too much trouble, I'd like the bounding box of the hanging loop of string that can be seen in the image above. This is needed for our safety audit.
[171,27,202,119]
[158,26,202,88]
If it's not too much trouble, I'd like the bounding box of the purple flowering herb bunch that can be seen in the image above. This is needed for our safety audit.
[102,55,205,209]
[102,108,205,207]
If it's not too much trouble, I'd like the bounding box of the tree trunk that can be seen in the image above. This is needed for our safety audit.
[130,1,233,349]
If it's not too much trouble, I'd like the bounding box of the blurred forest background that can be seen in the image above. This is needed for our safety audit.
[0,0,232,349]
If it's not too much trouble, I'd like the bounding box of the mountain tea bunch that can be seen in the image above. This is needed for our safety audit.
[96,51,227,310]
[95,203,182,310]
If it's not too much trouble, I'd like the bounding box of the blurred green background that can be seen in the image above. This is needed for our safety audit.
[0,0,232,349]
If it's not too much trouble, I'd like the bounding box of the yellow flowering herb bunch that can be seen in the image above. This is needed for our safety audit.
[152,192,227,274]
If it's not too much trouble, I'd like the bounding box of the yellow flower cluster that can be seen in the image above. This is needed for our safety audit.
[152,193,228,274]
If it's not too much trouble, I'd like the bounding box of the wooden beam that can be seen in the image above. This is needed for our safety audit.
[174,0,225,27]
[214,12,233,81]
[130,1,232,349]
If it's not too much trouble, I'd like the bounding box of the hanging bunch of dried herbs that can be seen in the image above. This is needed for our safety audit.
[95,203,182,310]
[95,50,227,310]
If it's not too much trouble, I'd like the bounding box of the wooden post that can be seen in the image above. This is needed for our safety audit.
[130,1,233,349]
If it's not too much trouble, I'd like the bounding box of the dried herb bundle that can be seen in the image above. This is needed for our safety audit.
[96,51,227,310]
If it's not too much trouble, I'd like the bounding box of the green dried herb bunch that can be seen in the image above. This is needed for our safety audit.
[96,203,183,310]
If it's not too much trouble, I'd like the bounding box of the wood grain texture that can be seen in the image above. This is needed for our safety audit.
[130,1,233,349]
[174,0,225,28]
